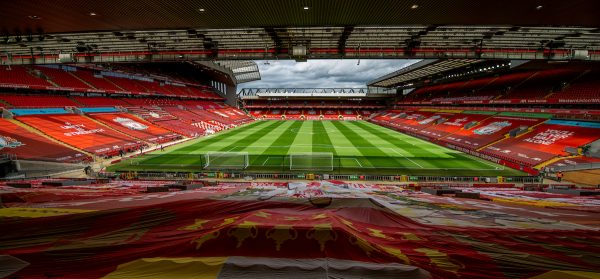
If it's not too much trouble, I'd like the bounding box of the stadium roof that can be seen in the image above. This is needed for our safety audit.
[2,0,600,33]
[214,61,261,83]
[238,88,394,98]
[1,1,600,64]
[2,26,600,64]
[368,59,483,87]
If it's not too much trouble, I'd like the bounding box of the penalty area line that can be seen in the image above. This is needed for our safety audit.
[387,147,424,169]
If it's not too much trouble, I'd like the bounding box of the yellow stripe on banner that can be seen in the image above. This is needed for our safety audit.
[418,108,439,112]
[528,270,600,279]
[414,248,462,274]
[103,257,228,279]
[491,198,574,208]
[0,207,94,218]
[437,109,463,113]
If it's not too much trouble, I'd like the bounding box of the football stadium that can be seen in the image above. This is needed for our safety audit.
[1,1,600,278]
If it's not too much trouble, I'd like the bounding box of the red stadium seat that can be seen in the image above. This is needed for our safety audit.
[71,96,131,107]
[0,66,53,89]
[0,94,80,108]
[71,70,123,92]
[34,66,92,90]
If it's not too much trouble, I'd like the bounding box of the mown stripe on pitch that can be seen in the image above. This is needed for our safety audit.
[346,121,438,168]
[333,121,417,169]
[239,120,296,155]
[354,121,495,170]
[320,121,364,157]
[136,121,268,166]
[357,121,452,158]
[260,121,305,156]
[172,120,269,152]
[241,120,297,166]
[215,120,287,152]
[352,121,446,158]
[190,121,276,151]
[312,121,335,155]
[146,121,284,166]
[328,121,383,167]
[287,120,314,154]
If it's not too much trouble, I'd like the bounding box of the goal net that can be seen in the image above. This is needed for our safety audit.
[203,152,249,170]
[289,152,334,171]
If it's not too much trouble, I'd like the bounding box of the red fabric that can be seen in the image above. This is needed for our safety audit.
[17,114,142,156]
[2,197,600,279]
[443,116,545,149]
[417,114,491,138]
[88,113,181,143]
[0,118,88,162]
[546,156,600,169]
[484,124,600,166]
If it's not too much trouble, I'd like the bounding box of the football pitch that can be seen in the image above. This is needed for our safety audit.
[109,120,526,176]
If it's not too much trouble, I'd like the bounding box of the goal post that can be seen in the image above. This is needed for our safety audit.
[203,152,249,170]
[289,152,334,171]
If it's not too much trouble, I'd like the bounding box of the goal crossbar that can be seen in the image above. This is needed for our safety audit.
[203,152,249,169]
[289,152,334,171]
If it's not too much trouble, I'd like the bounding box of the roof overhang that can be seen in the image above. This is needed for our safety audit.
[1,26,599,65]
[214,61,261,83]
[2,0,600,34]
[368,59,483,87]
[238,88,392,99]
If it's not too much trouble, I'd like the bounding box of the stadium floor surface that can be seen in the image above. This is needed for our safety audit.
[109,120,526,176]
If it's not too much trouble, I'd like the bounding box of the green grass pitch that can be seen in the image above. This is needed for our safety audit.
[108,120,527,176]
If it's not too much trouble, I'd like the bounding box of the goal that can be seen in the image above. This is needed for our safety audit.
[203,152,249,169]
[289,152,334,171]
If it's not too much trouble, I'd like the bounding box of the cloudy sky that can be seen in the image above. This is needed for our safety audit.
[238,59,420,89]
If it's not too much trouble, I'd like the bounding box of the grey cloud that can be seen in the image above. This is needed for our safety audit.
[238,59,419,89]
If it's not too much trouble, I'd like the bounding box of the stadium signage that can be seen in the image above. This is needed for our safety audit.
[445,144,501,164]
[520,99,547,104]
[61,122,104,136]
[523,129,574,146]
[0,135,24,149]
[557,98,600,103]
[399,98,600,105]
[0,83,32,89]
[113,117,149,130]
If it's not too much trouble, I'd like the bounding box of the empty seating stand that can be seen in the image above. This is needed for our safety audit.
[34,66,92,90]
[125,106,177,121]
[0,94,80,108]
[105,76,150,94]
[0,66,53,89]
[71,70,123,92]
[17,114,143,157]
[483,122,600,166]
[417,113,493,139]
[71,96,131,107]
[552,71,600,100]
[442,116,546,150]
[88,113,181,143]
[153,119,206,137]
[0,118,89,163]
[500,69,578,99]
